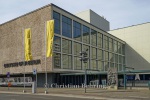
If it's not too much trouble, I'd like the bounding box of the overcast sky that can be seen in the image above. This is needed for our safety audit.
[0,0,150,30]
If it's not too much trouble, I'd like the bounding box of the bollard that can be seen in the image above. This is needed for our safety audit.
[148,81,150,90]
[32,82,36,93]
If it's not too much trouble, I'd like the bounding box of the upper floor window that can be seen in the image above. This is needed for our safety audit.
[53,11,60,34]
[73,21,81,41]
[62,15,72,38]
[91,29,97,46]
[83,25,90,44]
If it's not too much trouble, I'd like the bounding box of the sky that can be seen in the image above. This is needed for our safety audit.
[0,0,150,30]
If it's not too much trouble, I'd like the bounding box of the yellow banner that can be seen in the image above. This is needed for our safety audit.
[25,28,32,61]
[46,20,54,57]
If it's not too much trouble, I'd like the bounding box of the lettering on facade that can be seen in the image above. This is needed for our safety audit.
[4,59,41,68]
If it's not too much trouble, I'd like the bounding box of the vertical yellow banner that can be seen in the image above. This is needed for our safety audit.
[46,20,54,57]
[25,28,32,61]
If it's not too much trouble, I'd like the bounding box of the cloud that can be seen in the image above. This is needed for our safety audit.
[0,0,150,30]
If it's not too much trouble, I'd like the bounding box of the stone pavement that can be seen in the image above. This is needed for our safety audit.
[0,87,150,100]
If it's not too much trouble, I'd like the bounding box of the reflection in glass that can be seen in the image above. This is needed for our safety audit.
[62,15,72,38]
[54,53,61,68]
[91,47,97,59]
[73,21,81,41]
[109,38,113,51]
[97,32,103,48]
[104,62,109,71]
[91,29,97,46]
[53,36,61,52]
[62,55,72,69]
[53,11,60,34]
[105,51,109,61]
[104,35,109,50]
[83,25,90,44]
[97,49,103,60]
[83,45,90,57]
[74,42,81,56]
[98,60,103,71]
[91,60,97,70]
[62,38,72,54]
[115,54,118,63]
[74,56,82,69]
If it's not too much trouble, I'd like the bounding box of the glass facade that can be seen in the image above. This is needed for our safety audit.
[62,15,72,38]
[53,11,60,34]
[53,11,125,72]
[73,21,82,41]
[83,25,90,44]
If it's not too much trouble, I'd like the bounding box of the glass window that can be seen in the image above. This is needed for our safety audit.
[118,64,122,71]
[119,55,122,64]
[115,63,118,69]
[110,62,114,68]
[91,29,97,46]
[97,32,103,48]
[123,56,125,64]
[82,59,89,70]
[115,54,118,63]
[62,15,72,38]
[104,35,109,50]
[105,51,109,61]
[74,56,82,70]
[122,44,125,55]
[74,42,81,56]
[83,25,90,44]
[104,62,109,71]
[53,36,61,52]
[53,53,61,68]
[98,60,103,71]
[53,11,60,34]
[109,38,113,51]
[91,60,97,70]
[91,47,97,59]
[62,38,72,54]
[97,49,103,60]
[109,53,114,62]
[118,42,122,54]
[73,21,81,41]
[83,45,90,57]
[114,40,118,53]
[62,54,72,69]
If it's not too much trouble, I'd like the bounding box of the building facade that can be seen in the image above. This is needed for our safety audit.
[0,4,125,86]
[109,23,150,80]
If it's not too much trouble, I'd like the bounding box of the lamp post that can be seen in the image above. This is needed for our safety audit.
[79,49,88,93]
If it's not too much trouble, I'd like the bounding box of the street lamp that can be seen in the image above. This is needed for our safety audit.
[79,49,88,93]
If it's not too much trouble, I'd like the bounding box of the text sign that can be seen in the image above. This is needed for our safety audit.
[7,72,10,78]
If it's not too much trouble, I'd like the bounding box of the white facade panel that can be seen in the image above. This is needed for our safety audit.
[109,23,150,70]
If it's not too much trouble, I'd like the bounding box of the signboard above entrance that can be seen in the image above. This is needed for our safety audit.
[4,59,41,68]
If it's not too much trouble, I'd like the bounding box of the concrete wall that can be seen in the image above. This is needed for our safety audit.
[75,9,109,31]
[109,23,150,70]
[0,5,53,75]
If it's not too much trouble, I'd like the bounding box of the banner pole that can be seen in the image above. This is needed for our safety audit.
[45,22,48,94]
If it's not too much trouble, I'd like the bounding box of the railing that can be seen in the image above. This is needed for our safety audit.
[126,80,150,87]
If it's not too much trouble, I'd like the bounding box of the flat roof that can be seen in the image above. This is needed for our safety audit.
[110,22,150,31]
[0,3,125,43]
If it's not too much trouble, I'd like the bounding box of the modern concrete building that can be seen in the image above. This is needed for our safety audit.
[0,3,125,86]
[75,9,110,31]
[109,23,150,80]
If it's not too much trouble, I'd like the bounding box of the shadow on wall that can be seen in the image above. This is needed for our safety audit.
[125,44,150,70]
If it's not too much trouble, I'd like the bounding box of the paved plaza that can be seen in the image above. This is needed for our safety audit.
[0,87,150,100]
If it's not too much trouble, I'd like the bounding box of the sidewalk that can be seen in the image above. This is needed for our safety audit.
[0,87,150,100]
